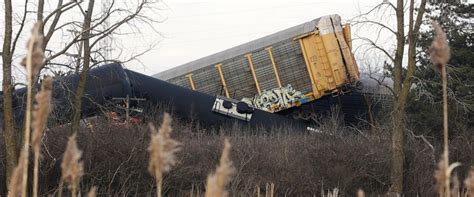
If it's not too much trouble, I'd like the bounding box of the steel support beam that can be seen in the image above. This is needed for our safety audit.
[185,73,196,90]
[245,53,262,95]
[265,47,282,88]
[215,64,230,98]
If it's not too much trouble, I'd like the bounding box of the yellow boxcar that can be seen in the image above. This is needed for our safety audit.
[154,14,360,113]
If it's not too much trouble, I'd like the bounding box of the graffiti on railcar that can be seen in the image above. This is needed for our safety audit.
[242,84,311,112]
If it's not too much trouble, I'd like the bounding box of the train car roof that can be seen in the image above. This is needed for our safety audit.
[153,14,342,80]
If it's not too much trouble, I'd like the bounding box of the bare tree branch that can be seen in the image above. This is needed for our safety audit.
[90,1,149,48]
[350,2,396,21]
[352,20,398,36]
[355,37,395,63]
[11,0,28,56]
[44,0,82,48]
[43,0,80,24]
[37,0,44,21]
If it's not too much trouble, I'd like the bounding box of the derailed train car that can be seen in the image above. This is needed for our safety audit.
[0,64,312,131]
[0,14,391,130]
[154,14,371,121]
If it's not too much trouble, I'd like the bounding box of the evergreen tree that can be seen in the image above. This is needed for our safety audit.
[407,2,473,136]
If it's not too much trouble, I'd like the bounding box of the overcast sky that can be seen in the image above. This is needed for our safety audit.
[125,0,386,74]
[2,0,473,88]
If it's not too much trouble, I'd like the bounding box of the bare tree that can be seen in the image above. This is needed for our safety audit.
[1,0,82,187]
[71,0,94,133]
[2,0,17,187]
[65,0,162,132]
[352,0,427,194]
[1,0,162,187]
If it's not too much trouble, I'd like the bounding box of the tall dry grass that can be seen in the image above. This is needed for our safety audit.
[148,113,181,197]
[465,169,474,196]
[204,139,235,197]
[7,149,26,197]
[15,21,45,197]
[31,78,52,197]
[357,189,365,197]
[430,21,458,197]
[6,21,93,197]
[58,134,84,197]
[3,110,474,196]
[87,186,97,197]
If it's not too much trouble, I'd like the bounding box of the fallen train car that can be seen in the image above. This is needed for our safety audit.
[154,14,372,121]
[0,63,312,131]
[0,14,391,130]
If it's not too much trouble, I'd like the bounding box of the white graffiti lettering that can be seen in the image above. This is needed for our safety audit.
[242,84,308,112]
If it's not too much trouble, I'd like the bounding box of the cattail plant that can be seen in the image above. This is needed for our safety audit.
[465,168,474,196]
[8,149,27,197]
[357,189,365,197]
[435,153,448,195]
[265,183,275,197]
[87,186,97,197]
[452,174,460,197]
[256,185,261,197]
[204,139,235,197]
[148,113,181,197]
[31,78,53,197]
[324,188,339,197]
[17,21,45,197]
[59,134,84,197]
[429,21,452,197]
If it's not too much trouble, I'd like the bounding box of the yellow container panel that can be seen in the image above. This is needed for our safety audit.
[342,24,352,50]
[315,34,340,89]
[301,36,329,92]
[299,31,353,98]
[334,31,360,82]
[320,33,349,86]
[342,24,360,81]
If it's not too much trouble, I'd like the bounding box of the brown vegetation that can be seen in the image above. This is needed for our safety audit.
[204,139,235,197]
[58,134,84,197]
[1,112,472,196]
[148,113,181,197]
[430,20,455,197]
[0,2,470,196]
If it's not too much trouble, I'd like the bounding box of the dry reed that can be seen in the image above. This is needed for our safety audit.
[87,186,97,197]
[265,183,274,197]
[204,139,235,197]
[324,188,339,197]
[357,189,365,197]
[148,113,181,197]
[256,185,261,197]
[430,21,451,70]
[18,21,45,197]
[452,174,459,197]
[464,168,474,197]
[31,78,53,197]
[59,134,84,197]
[430,21,452,197]
[31,78,53,151]
[7,149,27,197]
[435,152,448,195]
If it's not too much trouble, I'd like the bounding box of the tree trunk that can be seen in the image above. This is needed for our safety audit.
[390,101,407,193]
[71,0,94,133]
[389,0,427,194]
[389,0,406,193]
[2,0,18,187]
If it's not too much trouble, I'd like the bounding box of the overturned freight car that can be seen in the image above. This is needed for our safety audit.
[0,14,390,130]
[154,14,368,121]
[0,63,313,131]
